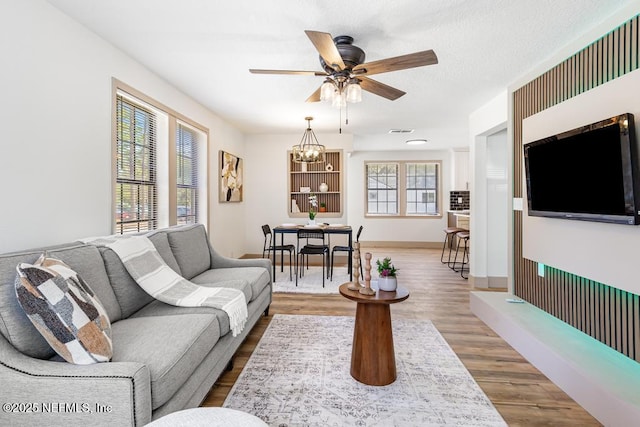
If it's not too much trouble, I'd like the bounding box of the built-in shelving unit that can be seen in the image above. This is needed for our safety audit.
[288,150,342,218]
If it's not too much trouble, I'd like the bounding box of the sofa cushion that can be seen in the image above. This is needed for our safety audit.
[99,232,182,319]
[131,300,231,338]
[166,225,211,280]
[191,267,270,303]
[110,313,220,409]
[15,255,112,364]
[0,244,119,359]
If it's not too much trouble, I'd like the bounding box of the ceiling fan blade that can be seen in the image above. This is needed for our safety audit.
[306,87,321,103]
[353,50,438,76]
[249,69,327,76]
[305,30,346,71]
[359,76,406,100]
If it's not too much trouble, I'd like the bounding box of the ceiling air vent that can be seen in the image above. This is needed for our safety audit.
[388,129,414,134]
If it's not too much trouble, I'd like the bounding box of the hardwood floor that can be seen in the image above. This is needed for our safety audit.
[203,247,601,426]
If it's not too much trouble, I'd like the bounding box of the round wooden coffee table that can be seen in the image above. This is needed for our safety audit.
[339,283,410,386]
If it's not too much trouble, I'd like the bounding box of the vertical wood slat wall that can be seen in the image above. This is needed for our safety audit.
[513,15,640,362]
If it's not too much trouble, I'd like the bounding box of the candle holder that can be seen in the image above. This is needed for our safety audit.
[359,252,376,296]
[347,242,362,291]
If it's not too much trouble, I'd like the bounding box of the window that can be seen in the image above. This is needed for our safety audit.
[115,95,157,233]
[366,161,441,217]
[176,123,198,225]
[113,80,208,234]
[406,163,438,214]
[367,163,398,214]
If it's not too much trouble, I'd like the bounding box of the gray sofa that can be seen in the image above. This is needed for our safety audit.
[0,224,272,426]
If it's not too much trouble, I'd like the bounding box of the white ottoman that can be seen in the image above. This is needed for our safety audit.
[146,407,268,426]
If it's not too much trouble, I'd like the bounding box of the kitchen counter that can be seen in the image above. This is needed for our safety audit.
[447,210,470,229]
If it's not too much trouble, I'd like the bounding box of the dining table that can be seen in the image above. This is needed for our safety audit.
[271,224,353,282]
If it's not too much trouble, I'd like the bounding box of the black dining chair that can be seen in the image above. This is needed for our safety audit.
[261,224,294,280]
[296,229,329,287]
[330,225,363,280]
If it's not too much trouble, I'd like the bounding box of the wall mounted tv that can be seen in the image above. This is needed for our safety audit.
[523,113,640,225]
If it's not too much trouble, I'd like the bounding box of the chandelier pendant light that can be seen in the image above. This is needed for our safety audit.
[292,117,326,163]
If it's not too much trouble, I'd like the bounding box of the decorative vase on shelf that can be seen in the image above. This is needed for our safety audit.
[308,218,316,226]
[377,276,397,292]
[319,182,329,193]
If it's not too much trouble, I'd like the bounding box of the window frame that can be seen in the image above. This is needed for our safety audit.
[364,160,443,218]
[112,79,209,234]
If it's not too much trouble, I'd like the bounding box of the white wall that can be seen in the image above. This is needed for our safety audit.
[346,149,450,244]
[522,68,640,296]
[243,133,353,254]
[0,0,246,256]
[486,129,508,278]
[468,91,508,285]
[242,136,452,254]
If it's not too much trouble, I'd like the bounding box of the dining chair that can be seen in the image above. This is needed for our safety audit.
[261,224,294,280]
[330,225,363,280]
[296,229,329,287]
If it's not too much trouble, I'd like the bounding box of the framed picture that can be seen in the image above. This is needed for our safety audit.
[219,150,243,202]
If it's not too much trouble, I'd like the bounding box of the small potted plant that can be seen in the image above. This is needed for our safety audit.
[319,202,327,212]
[376,257,398,291]
[308,194,318,225]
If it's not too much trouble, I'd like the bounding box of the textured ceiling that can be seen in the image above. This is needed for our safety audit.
[47,0,634,149]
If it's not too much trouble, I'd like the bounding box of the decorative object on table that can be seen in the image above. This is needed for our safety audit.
[300,186,311,193]
[291,117,325,163]
[319,202,327,212]
[319,182,329,193]
[219,150,243,202]
[359,252,376,295]
[346,241,362,291]
[325,163,333,171]
[308,194,318,225]
[291,199,300,213]
[376,256,398,292]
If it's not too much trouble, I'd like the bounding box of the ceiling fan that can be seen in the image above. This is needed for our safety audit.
[249,30,438,104]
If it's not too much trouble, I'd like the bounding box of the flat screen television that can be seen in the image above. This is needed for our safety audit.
[523,113,640,225]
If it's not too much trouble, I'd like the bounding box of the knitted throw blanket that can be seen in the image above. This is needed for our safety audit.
[84,235,248,337]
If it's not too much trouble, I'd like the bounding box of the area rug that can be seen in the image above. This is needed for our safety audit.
[272,267,351,294]
[223,315,507,426]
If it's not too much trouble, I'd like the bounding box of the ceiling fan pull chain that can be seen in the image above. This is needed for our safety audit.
[346,102,349,126]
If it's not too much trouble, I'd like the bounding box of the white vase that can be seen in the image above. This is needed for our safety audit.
[308,218,316,226]
[319,182,329,193]
[378,276,397,292]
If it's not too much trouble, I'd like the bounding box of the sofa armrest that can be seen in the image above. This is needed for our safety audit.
[208,244,271,273]
[0,335,151,426]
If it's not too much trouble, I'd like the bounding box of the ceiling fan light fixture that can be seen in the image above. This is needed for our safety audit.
[346,79,362,103]
[320,79,335,101]
[292,117,326,163]
[332,91,347,109]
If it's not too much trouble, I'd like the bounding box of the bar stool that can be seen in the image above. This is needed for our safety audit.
[441,227,465,267]
[451,231,470,279]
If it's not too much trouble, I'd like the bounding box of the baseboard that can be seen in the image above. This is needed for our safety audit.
[470,291,640,427]
[469,275,507,289]
[360,241,441,249]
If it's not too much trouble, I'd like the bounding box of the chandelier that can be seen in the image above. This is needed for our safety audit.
[320,75,362,108]
[292,117,325,163]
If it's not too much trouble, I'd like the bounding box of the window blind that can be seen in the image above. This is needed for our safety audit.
[176,122,198,225]
[115,94,157,233]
